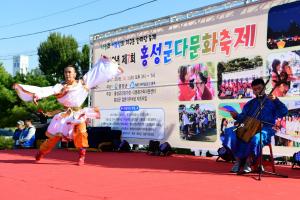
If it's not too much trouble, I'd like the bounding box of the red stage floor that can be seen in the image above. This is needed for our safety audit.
[0,149,299,200]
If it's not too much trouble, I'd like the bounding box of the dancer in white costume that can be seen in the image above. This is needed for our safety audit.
[14,56,124,165]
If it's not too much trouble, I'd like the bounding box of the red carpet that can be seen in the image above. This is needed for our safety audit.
[0,149,299,200]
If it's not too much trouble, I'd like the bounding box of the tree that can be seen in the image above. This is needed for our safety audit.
[12,70,63,123]
[222,56,263,73]
[0,64,63,127]
[14,70,50,87]
[79,44,90,76]
[253,56,263,67]
[38,32,80,83]
[0,64,18,127]
[0,63,13,87]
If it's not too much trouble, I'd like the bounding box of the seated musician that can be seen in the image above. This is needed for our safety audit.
[222,78,288,173]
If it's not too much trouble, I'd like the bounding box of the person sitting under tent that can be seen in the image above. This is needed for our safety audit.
[18,119,36,148]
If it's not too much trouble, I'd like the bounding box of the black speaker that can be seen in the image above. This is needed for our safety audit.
[111,130,122,151]
[159,142,172,156]
[216,146,235,162]
[292,151,300,169]
[118,140,131,152]
[147,140,160,155]
[110,130,122,140]
[87,127,111,148]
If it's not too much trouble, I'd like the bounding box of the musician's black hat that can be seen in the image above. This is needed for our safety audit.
[251,78,265,87]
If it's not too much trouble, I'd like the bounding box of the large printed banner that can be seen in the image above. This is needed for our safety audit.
[98,107,165,139]
[91,0,300,155]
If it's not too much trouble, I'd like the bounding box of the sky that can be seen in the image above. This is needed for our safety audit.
[0,0,223,74]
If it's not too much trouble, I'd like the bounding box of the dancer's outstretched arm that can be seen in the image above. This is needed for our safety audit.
[13,83,63,104]
[82,56,124,89]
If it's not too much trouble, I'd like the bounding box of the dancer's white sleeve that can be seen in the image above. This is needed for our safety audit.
[83,57,122,89]
[14,83,63,102]
[82,107,100,119]
[67,107,100,125]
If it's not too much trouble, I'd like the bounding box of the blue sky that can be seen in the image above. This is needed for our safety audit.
[0,0,223,74]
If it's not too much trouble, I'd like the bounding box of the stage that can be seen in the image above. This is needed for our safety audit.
[0,149,299,200]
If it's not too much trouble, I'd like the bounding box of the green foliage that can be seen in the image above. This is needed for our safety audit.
[0,64,13,87]
[38,32,80,83]
[0,84,17,104]
[0,136,14,150]
[0,88,18,127]
[0,64,18,127]
[222,56,263,73]
[36,96,63,112]
[79,44,90,75]
[13,70,50,87]
[1,106,29,127]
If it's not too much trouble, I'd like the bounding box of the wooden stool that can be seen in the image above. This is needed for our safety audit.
[262,144,276,173]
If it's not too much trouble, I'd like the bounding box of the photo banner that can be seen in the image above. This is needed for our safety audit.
[91,0,300,156]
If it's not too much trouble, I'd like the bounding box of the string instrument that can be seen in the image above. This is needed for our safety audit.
[235,73,288,143]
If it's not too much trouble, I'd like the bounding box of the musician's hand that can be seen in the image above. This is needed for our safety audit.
[229,111,238,119]
[267,94,277,101]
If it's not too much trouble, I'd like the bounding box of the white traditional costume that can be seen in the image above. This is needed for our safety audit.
[14,57,122,164]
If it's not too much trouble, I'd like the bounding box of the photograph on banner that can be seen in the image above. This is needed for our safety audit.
[217,56,263,99]
[178,62,215,101]
[267,50,300,97]
[274,100,300,147]
[178,103,216,142]
[218,102,247,140]
[267,1,300,50]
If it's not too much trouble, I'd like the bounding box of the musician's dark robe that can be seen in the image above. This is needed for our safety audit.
[222,96,288,159]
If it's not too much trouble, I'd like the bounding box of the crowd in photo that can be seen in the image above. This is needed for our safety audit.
[178,64,214,101]
[270,58,300,97]
[179,107,216,140]
[275,115,300,136]
[218,77,258,99]
[274,114,300,147]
